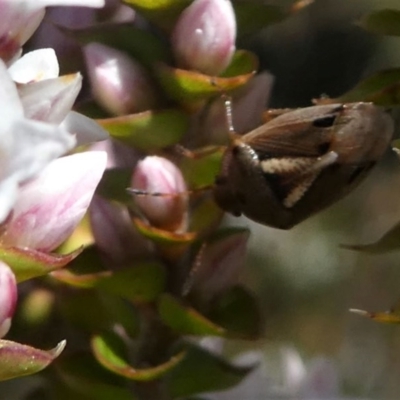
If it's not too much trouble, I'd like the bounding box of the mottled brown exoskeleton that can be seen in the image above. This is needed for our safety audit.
[213,103,394,229]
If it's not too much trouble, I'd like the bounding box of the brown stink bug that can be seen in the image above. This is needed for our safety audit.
[213,102,394,229]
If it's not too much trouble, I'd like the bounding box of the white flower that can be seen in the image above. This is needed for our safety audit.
[0,58,76,223]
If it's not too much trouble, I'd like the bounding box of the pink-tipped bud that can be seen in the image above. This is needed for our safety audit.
[172,0,236,75]
[1,151,107,252]
[131,156,188,232]
[83,43,157,116]
[0,262,17,338]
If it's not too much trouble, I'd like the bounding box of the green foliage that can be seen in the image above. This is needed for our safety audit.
[0,246,82,283]
[91,332,186,381]
[97,109,190,151]
[0,340,65,381]
[165,345,253,398]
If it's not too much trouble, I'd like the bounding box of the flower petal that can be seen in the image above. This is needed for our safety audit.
[2,151,107,252]
[61,111,109,145]
[8,48,59,83]
[18,73,82,123]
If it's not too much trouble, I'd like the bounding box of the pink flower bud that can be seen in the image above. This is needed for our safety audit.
[90,195,152,266]
[131,156,188,232]
[0,262,17,338]
[172,0,236,75]
[1,151,107,252]
[191,229,249,301]
[83,43,157,116]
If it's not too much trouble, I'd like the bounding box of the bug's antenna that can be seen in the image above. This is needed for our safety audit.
[127,185,213,199]
[210,78,239,142]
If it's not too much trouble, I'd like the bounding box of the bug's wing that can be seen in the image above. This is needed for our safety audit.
[242,104,347,158]
[242,120,333,158]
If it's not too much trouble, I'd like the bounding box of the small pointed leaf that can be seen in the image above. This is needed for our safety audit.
[156,60,255,104]
[0,246,82,282]
[0,340,65,381]
[51,245,110,288]
[166,345,252,398]
[91,332,185,381]
[97,109,189,151]
[158,293,225,336]
[133,218,197,244]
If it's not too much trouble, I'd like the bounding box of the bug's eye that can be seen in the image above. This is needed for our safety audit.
[312,115,336,128]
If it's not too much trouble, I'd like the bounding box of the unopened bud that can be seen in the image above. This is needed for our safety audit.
[131,156,188,232]
[172,0,236,75]
[0,262,17,338]
[83,43,157,116]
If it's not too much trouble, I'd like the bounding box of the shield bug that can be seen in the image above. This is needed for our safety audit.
[213,102,394,229]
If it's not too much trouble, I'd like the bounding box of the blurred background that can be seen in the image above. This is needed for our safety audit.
[6,0,400,399]
[219,0,400,398]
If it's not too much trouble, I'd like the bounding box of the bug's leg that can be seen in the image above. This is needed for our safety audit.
[312,150,338,171]
[281,151,338,186]
[298,151,338,176]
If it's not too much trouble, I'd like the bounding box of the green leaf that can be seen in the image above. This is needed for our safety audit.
[220,50,259,78]
[340,222,400,254]
[158,293,225,336]
[97,109,189,151]
[133,218,197,244]
[123,0,190,31]
[156,61,255,104]
[51,245,109,288]
[61,22,171,67]
[0,340,65,381]
[0,246,82,283]
[181,148,224,188]
[166,345,252,398]
[54,248,166,303]
[210,286,262,339]
[189,197,223,236]
[91,332,185,381]
[58,353,134,400]
[358,9,400,37]
[96,169,132,204]
[97,262,166,303]
[336,68,400,106]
